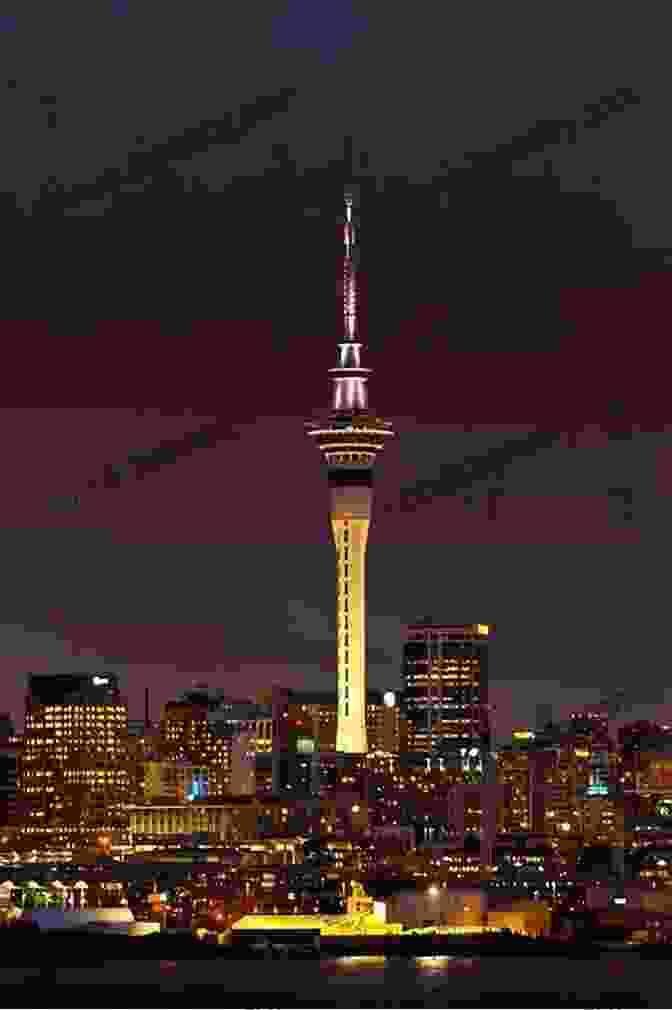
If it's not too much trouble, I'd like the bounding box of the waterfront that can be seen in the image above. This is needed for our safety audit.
[1,953,663,1006]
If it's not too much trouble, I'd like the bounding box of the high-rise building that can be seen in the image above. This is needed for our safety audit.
[496,732,558,834]
[0,715,19,830]
[401,623,492,756]
[230,729,256,796]
[142,759,210,802]
[306,193,394,754]
[125,719,157,804]
[159,690,259,796]
[21,673,130,841]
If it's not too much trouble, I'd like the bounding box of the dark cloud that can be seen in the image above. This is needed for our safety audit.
[87,418,240,490]
[465,88,640,170]
[31,86,299,217]
[398,431,562,513]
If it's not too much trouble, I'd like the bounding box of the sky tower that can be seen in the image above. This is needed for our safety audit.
[306,193,394,754]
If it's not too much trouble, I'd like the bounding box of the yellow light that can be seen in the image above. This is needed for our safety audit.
[477,624,489,635]
[339,955,386,963]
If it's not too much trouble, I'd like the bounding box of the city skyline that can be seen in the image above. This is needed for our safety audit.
[1,7,672,740]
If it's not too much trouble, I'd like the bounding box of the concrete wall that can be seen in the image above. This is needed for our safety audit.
[487,900,551,937]
[385,888,486,929]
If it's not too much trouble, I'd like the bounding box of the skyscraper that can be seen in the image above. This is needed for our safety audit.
[0,715,19,831]
[306,193,394,754]
[401,623,492,757]
[21,673,130,842]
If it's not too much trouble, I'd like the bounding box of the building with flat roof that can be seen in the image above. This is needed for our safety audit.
[401,623,492,756]
[20,673,129,843]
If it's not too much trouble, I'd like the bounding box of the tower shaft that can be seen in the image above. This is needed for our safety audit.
[331,482,371,753]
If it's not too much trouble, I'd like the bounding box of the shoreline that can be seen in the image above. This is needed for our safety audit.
[0,927,661,960]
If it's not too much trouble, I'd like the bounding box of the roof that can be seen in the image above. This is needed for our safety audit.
[23,908,135,931]
[233,914,327,931]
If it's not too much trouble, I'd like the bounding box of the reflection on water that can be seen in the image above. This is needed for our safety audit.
[1,954,661,1005]
[335,955,388,966]
[414,955,458,964]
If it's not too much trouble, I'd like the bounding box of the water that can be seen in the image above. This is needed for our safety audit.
[1,954,665,1006]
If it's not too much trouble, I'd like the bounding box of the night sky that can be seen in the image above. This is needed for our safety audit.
[1,4,672,740]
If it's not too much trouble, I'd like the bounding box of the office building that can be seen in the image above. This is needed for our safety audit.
[0,715,19,829]
[143,759,210,802]
[496,731,558,834]
[20,673,130,840]
[160,688,264,795]
[401,622,492,756]
[230,729,256,796]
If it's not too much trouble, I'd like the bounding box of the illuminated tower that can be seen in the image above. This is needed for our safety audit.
[306,193,394,754]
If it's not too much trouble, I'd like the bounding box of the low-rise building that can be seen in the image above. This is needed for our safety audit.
[382,884,486,930]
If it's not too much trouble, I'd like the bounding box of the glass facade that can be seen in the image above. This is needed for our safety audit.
[401,624,491,755]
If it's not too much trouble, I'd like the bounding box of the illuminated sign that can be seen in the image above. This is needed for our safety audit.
[92,676,109,686]
[586,784,609,797]
[383,691,395,708]
[656,799,672,818]
[513,730,535,741]
[477,625,490,636]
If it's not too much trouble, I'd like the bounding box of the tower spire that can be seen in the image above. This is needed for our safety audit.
[331,192,371,412]
[343,193,357,342]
